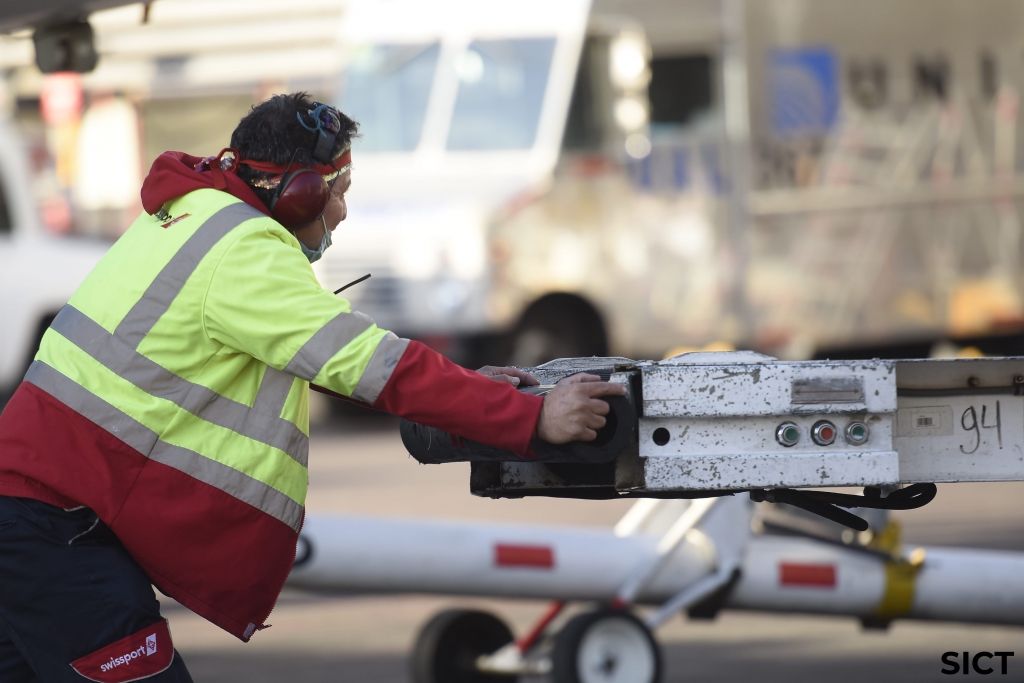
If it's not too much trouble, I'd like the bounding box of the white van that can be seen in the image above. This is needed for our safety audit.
[315,0,593,363]
[0,118,108,401]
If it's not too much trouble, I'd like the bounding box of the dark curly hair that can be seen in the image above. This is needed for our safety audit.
[230,92,358,212]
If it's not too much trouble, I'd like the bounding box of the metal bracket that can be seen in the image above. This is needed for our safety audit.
[645,564,742,629]
[614,498,719,605]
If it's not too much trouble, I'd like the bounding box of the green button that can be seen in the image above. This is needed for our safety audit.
[784,426,799,442]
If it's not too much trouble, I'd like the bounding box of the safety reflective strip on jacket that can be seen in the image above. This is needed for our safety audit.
[115,203,260,349]
[24,360,303,531]
[351,332,410,404]
[48,304,307,467]
[281,307,410,404]
[29,193,409,532]
[29,201,302,526]
[283,310,376,382]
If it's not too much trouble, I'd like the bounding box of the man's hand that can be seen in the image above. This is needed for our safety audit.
[476,365,540,388]
[536,373,628,444]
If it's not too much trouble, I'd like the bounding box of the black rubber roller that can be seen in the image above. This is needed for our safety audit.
[400,387,635,465]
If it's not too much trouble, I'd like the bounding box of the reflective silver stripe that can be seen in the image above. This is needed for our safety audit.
[52,305,308,467]
[283,310,376,382]
[252,367,295,418]
[115,202,265,349]
[351,333,410,404]
[24,361,158,456]
[24,361,303,532]
[150,441,303,532]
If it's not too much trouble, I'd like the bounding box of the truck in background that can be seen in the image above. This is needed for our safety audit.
[319,0,1024,365]
[0,116,108,403]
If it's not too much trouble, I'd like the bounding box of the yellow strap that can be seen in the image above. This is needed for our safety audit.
[874,547,925,619]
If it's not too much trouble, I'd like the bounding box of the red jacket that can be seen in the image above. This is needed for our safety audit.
[0,152,542,639]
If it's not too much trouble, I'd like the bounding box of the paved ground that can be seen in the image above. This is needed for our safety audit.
[169,414,1024,682]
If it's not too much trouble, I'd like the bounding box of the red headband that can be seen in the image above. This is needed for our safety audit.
[240,149,351,176]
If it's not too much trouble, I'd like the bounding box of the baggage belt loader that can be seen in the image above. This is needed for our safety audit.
[402,351,1024,529]
[289,352,1024,683]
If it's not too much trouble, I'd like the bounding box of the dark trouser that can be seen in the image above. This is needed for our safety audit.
[0,496,193,682]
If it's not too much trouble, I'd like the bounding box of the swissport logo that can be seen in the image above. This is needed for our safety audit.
[160,213,190,229]
[99,638,154,672]
[71,620,173,682]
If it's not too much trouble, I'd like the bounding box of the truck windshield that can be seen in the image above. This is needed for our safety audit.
[446,38,556,151]
[340,43,440,152]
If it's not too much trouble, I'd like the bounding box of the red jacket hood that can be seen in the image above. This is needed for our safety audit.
[141,151,272,218]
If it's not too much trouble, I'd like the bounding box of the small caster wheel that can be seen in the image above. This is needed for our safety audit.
[410,609,518,683]
[552,608,661,683]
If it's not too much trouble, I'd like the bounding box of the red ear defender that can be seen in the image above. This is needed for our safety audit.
[269,168,330,230]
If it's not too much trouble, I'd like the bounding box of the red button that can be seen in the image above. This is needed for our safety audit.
[820,426,834,440]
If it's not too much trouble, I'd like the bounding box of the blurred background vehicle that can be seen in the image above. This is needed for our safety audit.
[324,0,1024,366]
[0,114,107,403]
[6,0,1024,378]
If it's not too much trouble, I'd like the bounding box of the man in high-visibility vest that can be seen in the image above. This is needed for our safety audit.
[0,93,623,682]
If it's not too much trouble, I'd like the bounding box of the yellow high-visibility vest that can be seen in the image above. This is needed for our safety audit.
[24,187,407,639]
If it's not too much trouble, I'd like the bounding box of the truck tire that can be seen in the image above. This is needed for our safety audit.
[410,609,518,683]
[506,297,606,367]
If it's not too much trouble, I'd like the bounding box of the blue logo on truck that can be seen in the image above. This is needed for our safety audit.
[770,48,839,134]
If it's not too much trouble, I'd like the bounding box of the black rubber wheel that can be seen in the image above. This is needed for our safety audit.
[409,609,518,683]
[500,295,606,367]
[551,609,662,683]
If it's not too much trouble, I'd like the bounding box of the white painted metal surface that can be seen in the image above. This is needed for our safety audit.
[728,538,1024,626]
[289,514,715,603]
[909,547,1024,625]
[727,537,888,616]
[642,353,897,418]
[639,353,901,490]
[627,352,1024,491]
[291,500,1024,628]
[642,448,900,490]
[896,396,1024,482]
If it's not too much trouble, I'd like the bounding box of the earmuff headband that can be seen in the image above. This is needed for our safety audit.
[241,149,351,177]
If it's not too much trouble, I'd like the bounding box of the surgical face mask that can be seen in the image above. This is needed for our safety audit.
[299,217,333,263]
